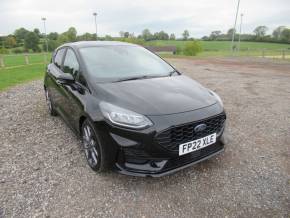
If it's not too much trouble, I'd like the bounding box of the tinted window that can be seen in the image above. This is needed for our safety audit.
[79,46,174,82]
[63,49,80,77]
[54,48,65,68]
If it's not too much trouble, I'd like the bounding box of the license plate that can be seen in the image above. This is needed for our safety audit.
[179,133,216,156]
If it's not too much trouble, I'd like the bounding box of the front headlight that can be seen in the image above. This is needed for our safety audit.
[209,90,224,107]
[100,102,153,129]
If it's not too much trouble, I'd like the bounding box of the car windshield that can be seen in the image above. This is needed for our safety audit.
[79,45,174,82]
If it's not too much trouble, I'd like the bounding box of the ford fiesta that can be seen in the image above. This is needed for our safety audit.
[44,41,226,177]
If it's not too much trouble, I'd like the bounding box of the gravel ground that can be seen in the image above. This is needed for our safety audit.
[0,57,289,218]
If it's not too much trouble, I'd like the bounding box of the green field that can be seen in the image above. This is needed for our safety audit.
[145,40,290,50]
[145,40,290,57]
[0,53,49,90]
[1,53,50,67]
[0,64,45,91]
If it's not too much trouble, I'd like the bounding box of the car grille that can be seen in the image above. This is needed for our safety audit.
[155,113,226,152]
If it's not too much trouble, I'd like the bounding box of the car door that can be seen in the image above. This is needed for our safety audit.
[60,48,87,131]
[46,47,67,113]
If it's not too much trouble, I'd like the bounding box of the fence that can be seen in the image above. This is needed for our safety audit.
[0,53,51,68]
[202,48,290,60]
[234,48,290,59]
[145,46,177,54]
[0,49,289,69]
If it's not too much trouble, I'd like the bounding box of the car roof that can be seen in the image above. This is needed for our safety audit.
[61,41,138,49]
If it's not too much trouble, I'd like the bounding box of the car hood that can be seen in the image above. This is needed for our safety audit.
[95,75,217,116]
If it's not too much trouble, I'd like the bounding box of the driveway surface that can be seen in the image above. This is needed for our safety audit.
[0,57,289,217]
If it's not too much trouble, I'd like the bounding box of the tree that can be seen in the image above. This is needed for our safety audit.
[119,31,133,38]
[182,30,190,40]
[141,29,153,41]
[153,32,159,40]
[57,34,69,44]
[43,40,59,52]
[14,27,29,41]
[169,33,176,40]
[57,27,77,44]
[33,28,41,38]
[253,26,268,39]
[124,32,130,38]
[210,30,222,40]
[78,32,95,41]
[153,31,169,40]
[158,31,169,40]
[24,32,40,52]
[281,28,290,43]
[272,26,286,40]
[227,28,235,37]
[48,32,59,40]
[66,27,77,42]
[4,36,17,48]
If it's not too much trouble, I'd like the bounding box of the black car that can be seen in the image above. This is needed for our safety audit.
[44,41,226,177]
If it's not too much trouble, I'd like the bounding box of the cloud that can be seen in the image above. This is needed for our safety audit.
[0,0,289,37]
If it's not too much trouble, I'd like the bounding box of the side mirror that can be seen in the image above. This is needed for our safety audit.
[56,73,74,84]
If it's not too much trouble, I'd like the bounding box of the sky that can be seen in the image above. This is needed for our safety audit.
[0,0,289,38]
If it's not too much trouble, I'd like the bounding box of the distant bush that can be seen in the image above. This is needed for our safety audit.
[33,45,41,53]
[176,46,183,55]
[12,47,24,54]
[104,35,113,40]
[42,40,59,52]
[119,37,145,45]
[183,41,203,56]
[0,48,9,54]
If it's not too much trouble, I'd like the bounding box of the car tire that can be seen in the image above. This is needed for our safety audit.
[81,119,114,172]
[45,88,57,116]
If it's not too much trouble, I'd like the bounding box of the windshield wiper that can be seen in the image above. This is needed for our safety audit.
[168,70,179,76]
[113,75,160,83]
[113,71,179,83]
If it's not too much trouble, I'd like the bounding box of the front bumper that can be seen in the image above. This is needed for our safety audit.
[115,139,225,177]
[99,103,226,177]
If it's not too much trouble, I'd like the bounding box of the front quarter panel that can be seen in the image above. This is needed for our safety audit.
[84,94,104,122]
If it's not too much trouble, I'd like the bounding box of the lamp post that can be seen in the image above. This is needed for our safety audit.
[93,12,98,40]
[231,0,241,54]
[238,13,244,53]
[41,17,48,54]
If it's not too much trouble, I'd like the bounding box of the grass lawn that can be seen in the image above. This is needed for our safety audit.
[145,40,290,58]
[145,40,290,51]
[0,64,46,91]
[2,53,51,67]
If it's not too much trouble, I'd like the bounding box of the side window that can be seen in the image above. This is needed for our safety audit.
[63,49,80,78]
[54,48,65,69]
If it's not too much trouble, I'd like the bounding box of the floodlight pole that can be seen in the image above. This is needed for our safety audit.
[93,12,98,40]
[41,17,48,53]
[231,0,241,54]
[238,13,243,53]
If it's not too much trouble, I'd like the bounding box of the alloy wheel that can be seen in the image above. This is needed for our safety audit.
[82,124,99,168]
[45,89,52,113]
